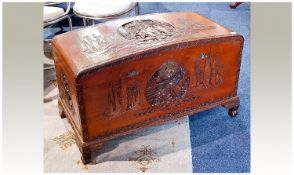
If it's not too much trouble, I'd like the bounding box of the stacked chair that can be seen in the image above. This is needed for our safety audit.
[43,1,139,102]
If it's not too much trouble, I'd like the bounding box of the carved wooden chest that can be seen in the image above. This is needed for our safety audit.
[52,12,244,164]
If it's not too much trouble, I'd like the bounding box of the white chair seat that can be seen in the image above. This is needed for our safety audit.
[73,1,134,18]
[43,6,65,22]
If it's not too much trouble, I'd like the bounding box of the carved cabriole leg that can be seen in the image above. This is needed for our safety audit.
[223,96,240,117]
[58,99,66,119]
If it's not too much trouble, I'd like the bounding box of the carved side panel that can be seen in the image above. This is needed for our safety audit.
[145,61,190,107]
[61,71,75,114]
[194,48,223,89]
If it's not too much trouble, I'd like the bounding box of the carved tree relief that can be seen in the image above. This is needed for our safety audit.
[127,84,139,110]
[107,81,122,114]
[195,48,223,89]
[106,79,140,118]
[145,61,190,107]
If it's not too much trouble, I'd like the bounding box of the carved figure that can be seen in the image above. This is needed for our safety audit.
[146,61,189,107]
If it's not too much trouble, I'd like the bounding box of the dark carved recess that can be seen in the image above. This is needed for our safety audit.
[127,84,139,110]
[107,81,122,115]
[145,61,189,107]
[61,71,74,114]
[118,20,175,42]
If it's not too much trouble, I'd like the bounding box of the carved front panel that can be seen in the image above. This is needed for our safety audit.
[101,48,225,120]
[80,35,243,141]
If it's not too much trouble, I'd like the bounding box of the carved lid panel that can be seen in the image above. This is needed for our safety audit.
[52,12,236,75]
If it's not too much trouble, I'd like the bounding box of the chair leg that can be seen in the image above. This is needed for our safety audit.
[83,18,87,27]
[135,3,140,15]
[68,16,73,31]
[60,25,64,32]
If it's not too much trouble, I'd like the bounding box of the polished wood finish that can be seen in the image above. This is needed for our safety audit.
[52,12,244,164]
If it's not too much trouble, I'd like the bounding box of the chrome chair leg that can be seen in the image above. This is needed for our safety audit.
[68,16,73,30]
[135,3,139,15]
[83,18,87,27]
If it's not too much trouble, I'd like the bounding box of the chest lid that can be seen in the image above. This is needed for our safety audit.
[52,12,237,76]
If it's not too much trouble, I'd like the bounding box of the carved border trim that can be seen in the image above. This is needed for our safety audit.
[86,94,238,144]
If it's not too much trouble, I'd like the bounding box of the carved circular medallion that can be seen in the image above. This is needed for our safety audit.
[145,61,189,107]
[118,20,175,42]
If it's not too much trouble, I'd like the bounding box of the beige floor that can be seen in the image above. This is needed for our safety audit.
[43,86,193,173]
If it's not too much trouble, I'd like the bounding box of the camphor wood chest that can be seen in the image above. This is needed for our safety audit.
[52,12,244,164]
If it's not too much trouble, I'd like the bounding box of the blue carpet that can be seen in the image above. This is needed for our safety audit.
[44,2,250,172]
[183,2,251,173]
[140,2,251,173]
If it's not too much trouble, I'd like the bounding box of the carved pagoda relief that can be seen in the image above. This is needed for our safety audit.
[145,61,190,107]
[194,48,223,89]
[79,27,111,58]
[105,79,140,117]
[80,33,109,54]
[118,20,175,42]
